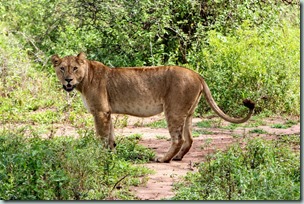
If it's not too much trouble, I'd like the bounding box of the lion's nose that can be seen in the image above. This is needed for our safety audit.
[65,78,73,83]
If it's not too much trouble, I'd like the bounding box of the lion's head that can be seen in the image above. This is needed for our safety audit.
[51,52,87,92]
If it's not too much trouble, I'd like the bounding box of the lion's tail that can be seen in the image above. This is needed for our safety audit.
[200,77,255,124]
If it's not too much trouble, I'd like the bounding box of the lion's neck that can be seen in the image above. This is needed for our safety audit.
[76,60,110,95]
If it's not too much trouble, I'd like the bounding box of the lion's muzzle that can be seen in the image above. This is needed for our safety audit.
[62,78,76,92]
[63,84,76,92]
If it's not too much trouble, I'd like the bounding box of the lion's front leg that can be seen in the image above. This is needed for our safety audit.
[92,111,115,149]
[109,119,116,149]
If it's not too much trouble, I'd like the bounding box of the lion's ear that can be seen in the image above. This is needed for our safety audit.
[51,54,61,67]
[77,52,86,64]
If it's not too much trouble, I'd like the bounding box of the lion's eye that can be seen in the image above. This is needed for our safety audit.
[60,67,65,72]
[73,67,78,72]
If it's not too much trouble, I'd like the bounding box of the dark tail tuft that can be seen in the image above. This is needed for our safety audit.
[243,99,255,110]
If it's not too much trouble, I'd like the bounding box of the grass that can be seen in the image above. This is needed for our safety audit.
[269,118,298,129]
[113,115,129,128]
[172,138,300,200]
[192,130,213,137]
[116,135,155,163]
[195,120,213,128]
[200,138,213,150]
[271,122,296,129]
[277,134,300,146]
[249,129,268,134]
[231,133,243,138]
[146,119,167,129]
[241,116,267,128]
[222,123,240,130]
[155,135,169,140]
[0,131,154,200]
[271,124,287,129]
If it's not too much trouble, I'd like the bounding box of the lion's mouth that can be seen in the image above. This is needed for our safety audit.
[63,84,76,92]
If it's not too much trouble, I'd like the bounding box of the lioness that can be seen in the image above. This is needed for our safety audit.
[51,52,255,163]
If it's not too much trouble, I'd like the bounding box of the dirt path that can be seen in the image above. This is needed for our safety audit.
[117,114,300,200]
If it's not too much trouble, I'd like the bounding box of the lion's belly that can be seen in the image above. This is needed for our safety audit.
[111,100,163,117]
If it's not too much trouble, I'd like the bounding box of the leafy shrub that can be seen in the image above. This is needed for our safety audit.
[0,0,300,116]
[172,138,300,200]
[0,23,75,124]
[191,22,300,116]
[116,135,155,163]
[0,131,152,200]
[0,22,31,91]
[0,0,298,67]
[63,0,299,66]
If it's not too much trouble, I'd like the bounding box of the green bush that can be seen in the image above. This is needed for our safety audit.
[116,135,155,163]
[172,138,300,200]
[191,22,300,116]
[59,0,299,67]
[0,22,31,90]
[0,0,300,116]
[0,0,298,67]
[0,131,152,200]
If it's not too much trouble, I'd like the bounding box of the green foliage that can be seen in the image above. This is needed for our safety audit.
[277,135,300,145]
[248,129,268,134]
[192,129,213,137]
[172,138,300,200]
[146,119,167,129]
[0,131,152,200]
[0,0,299,66]
[116,135,155,163]
[243,116,267,128]
[196,120,212,128]
[0,2,300,200]
[0,0,73,64]
[0,0,300,116]
[192,22,300,116]
[271,120,298,129]
[0,23,84,125]
[155,135,169,140]
[222,123,240,130]
[0,22,32,94]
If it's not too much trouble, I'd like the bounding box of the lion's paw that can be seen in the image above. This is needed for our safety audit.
[172,156,183,161]
[155,157,171,163]
[155,157,162,163]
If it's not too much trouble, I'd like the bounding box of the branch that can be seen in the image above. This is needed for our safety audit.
[110,174,129,193]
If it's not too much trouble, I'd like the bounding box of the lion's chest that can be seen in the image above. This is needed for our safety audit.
[81,95,90,111]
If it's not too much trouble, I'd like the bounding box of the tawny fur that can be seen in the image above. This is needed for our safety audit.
[51,52,255,163]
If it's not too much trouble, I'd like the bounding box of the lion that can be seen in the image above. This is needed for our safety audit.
[51,52,255,163]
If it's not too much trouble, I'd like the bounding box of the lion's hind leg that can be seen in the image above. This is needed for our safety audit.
[172,89,202,161]
[156,115,186,163]
[173,115,193,161]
